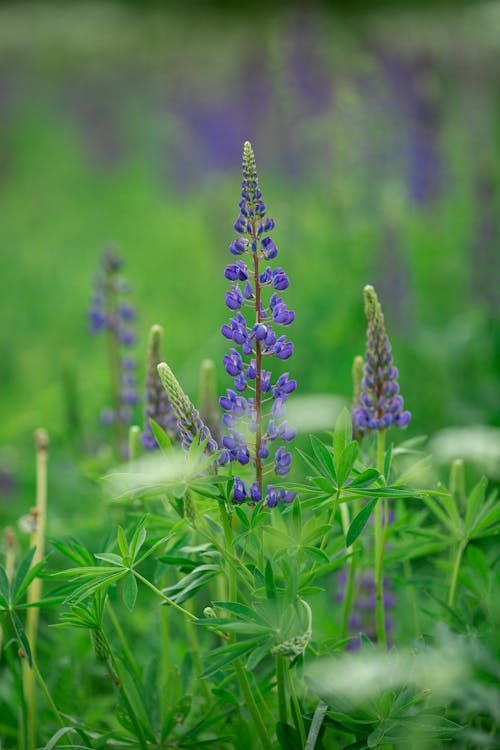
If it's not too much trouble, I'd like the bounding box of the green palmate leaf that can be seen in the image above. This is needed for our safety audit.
[94,553,124,566]
[213,601,270,625]
[117,526,129,561]
[246,637,274,670]
[122,571,138,611]
[198,618,273,635]
[189,481,221,499]
[292,497,302,538]
[265,560,276,600]
[50,538,95,567]
[200,639,262,679]
[334,408,352,474]
[149,417,173,451]
[338,441,359,487]
[303,546,330,564]
[348,468,380,488]
[234,506,250,528]
[66,571,128,605]
[12,548,37,601]
[310,435,337,482]
[12,560,46,605]
[346,500,377,547]
[0,565,11,606]
[129,518,148,561]
[11,609,32,666]
[464,476,487,536]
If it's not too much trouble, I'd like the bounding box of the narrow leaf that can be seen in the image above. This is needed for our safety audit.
[346,499,377,547]
[123,571,138,611]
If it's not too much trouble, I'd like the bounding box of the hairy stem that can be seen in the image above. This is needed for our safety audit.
[220,501,272,750]
[374,430,387,649]
[276,655,288,725]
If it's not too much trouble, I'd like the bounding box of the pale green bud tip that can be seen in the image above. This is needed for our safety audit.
[203,606,216,619]
[363,284,383,325]
[34,428,49,453]
[148,324,164,360]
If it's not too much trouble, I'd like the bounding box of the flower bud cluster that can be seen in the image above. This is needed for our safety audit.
[141,325,178,450]
[88,246,138,428]
[352,285,410,436]
[221,142,296,506]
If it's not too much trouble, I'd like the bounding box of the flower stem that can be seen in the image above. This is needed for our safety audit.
[252,237,263,500]
[276,655,288,725]
[448,538,467,608]
[286,660,306,748]
[374,429,387,649]
[105,600,141,681]
[220,500,272,750]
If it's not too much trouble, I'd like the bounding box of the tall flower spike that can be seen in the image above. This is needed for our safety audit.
[221,141,296,506]
[157,362,218,455]
[353,285,411,436]
[88,244,138,456]
[142,325,178,450]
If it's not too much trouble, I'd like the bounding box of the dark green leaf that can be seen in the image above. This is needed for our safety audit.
[123,571,138,611]
[346,500,377,547]
[265,560,276,600]
[348,469,380,488]
[12,548,36,601]
[149,418,173,451]
[333,408,352,474]
[212,601,270,625]
[310,436,336,482]
[11,609,32,666]
[0,565,11,605]
[338,441,359,487]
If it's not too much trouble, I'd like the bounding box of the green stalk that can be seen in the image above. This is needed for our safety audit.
[219,500,272,750]
[276,655,288,725]
[101,630,150,750]
[286,660,306,748]
[448,538,467,608]
[186,603,211,703]
[23,429,49,750]
[132,570,197,620]
[105,600,141,681]
[374,430,387,649]
[31,660,67,733]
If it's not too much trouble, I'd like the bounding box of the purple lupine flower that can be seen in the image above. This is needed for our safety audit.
[141,325,178,450]
[88,245,138,454]
[352,285,410,437]
[220,142,296,506]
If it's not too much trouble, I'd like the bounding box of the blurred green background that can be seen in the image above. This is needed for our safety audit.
[0,1,499,507]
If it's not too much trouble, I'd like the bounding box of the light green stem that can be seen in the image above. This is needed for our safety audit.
[133,570,197,620]
[374,430,387,649]
[448,538,467,608]
[340,549,358,639]
[276,655,287,725]
[32,660,67,733]
[286,660,306,748]
[106,600,140,681]
[219,501,272,750]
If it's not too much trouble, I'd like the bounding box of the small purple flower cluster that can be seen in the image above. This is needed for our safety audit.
[88,245,138,429]
[352,285,410,436]
[221,142,296,507]
[336,569,395,650]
